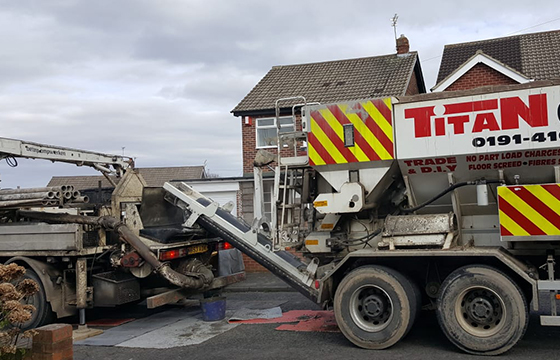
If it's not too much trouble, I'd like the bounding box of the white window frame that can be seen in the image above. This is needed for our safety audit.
[262,180,273,223]
[255,116,295,149]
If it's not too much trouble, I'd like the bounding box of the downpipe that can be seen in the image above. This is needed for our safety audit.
[18,210,214,289]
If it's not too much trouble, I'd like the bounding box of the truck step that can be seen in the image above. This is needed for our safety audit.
[541,315,560,326]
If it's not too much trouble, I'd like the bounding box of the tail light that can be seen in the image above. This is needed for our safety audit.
[159,248,187,261]
[217,242,234,251]
[159,244,209,260]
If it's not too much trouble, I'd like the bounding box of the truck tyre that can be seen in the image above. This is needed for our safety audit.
[334,265,417,349]
[20,268,54,330]
[436,265,528,355]
[408,274,422,322]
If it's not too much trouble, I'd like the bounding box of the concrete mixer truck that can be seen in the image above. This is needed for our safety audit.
[161,79,560,355]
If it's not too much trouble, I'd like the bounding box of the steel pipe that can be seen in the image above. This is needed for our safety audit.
[17,210,214,290]
[0,199,44,208]
[0,187,63,195]
[0,192,51,201]
[72,196,89,203]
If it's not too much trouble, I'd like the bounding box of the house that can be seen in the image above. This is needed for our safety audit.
[432,29,560,92]
[48,166,206,189]
[232,36,426,271]
[232,35,426,223]
[48,166,242,217]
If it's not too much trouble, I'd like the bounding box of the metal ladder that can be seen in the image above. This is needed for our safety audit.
[274,165,305,247]
[270,96,311,249]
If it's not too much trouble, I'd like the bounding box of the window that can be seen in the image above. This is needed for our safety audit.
[263,181,273,222]
[256,117,294,148]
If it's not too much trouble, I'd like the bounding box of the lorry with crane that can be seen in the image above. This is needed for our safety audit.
[0,137,244,330]
[4,79,560,355]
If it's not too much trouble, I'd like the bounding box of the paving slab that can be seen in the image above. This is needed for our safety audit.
[224,272,293,292]
[117,312,239,348]
[75,307,198,346]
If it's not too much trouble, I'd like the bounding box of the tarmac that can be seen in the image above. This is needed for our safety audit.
[224,272,294,293]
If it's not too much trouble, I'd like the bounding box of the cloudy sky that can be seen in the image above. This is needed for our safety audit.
[1,0,559,188]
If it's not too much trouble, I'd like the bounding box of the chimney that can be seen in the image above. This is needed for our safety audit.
[396,34,409,54]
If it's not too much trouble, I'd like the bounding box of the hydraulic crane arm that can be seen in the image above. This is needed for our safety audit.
[0,137,134,179]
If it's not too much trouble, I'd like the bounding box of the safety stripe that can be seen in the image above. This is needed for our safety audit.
[544,183,560,199]
[307,98,394,166]
[312,110,357,163]
[498,195,546,235]
[309,116,345,165]
[356,102,394,159]
[320,107,367,162]
[329,104,380,161]
[307,133,327,166]
[500,224,513,236]
[517,187,560,231]
[361,100,393,142]
[374,98,393,126]
[499,209,530,236]
[498,184,560,237]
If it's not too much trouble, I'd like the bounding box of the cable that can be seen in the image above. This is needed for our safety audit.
[334,228,382,246]
[506,17,560,36]
[6,157,17,167]
[400,180,503,214]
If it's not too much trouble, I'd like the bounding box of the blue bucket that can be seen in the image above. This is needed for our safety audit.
[200,296,226,321]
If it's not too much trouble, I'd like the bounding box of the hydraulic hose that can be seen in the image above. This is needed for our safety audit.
[400,180,502,214]
[18,210,214,289]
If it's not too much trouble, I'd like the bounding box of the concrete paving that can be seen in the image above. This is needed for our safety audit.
[74,286,295,349]
[74,292,560,360]
[224,272,294,293]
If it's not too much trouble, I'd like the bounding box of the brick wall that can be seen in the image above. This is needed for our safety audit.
[405,71,420,95]
[242,247,305,272]
[241,115,304,175]
[445,63,518,91]
[31,323,73,360]
[242,253,267,272]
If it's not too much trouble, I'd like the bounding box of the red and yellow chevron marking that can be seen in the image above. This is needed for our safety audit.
[498,184,560,237]
[308,98,394,166]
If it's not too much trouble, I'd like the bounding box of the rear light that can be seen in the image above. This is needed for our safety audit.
[217,242,234,251]
[159,248,187,261]
[159,244,209,260]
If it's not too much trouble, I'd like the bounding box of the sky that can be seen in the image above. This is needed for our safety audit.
[0,0,559,188]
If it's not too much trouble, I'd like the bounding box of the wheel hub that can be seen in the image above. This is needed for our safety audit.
[363,294,386,317]
[470,297,493,322]
[456,287,505,337]
[350,285,394,332]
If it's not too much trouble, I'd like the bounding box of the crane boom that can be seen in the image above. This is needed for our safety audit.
[0,137,134,177]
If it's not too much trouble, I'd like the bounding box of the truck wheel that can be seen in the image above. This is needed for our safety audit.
[20,269,54,330]
[334,265,417,349]
[436,265,528,355]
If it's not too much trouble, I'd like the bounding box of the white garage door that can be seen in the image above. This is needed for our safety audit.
[187,181,239,216]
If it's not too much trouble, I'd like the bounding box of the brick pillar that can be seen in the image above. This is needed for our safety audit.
[31,324,73,360]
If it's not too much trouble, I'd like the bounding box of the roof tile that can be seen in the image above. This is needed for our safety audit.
[436,29,560,84]
[47,166,205,190]
[232,53,420,114]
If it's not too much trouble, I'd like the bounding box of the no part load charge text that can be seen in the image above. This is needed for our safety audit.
[467,149,560,170]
